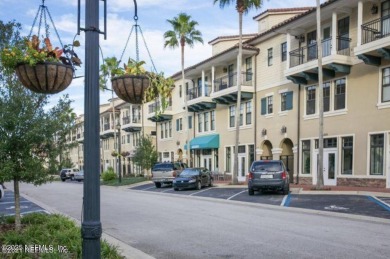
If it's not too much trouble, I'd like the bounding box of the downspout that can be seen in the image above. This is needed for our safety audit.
[296,84,301,184]
[192,111,196,167]
[254,52,259,161]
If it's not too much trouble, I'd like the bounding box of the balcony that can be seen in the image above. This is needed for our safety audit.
[187,85,216,112]
[121,116,142,132]
[100,123,115,139]
[211,72,254,105]
[147,101,174,122]
[286,37,354,85]
[76,132,84,143]
[355,16,390,66]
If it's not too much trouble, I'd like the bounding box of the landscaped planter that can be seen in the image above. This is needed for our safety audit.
[15,62,74,94]
[111,74,150,104]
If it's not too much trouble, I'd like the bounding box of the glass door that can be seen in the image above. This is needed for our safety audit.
[238,155,246,182]
[307,30,317,61]
[382,0,390,37]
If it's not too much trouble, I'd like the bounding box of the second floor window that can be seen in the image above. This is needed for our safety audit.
[229,106,235,128]
[306,86,316,115]
[382,67,390,103]
[204,112,209,132]
[211,111,215,130]
[245,57,252,81]
[268,48,273,66]
[281,91,293,112]
[246,102,252,125]
[323,82,330,112]
[281,42,287,62]
[334,78,346,110]
[198,113,203,133]
[261,96,273,115]
[176,118,183,132]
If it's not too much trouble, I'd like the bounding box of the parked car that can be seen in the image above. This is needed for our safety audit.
[74,170,84,182]
[247,160,289,195]
[0,183,4,201]
[151,162,188,188]
[173,168,213,191]
[60,168,80,182]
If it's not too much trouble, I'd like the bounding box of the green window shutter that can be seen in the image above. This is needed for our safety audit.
[188,116,192,129]
[286,91,293,110]
[176,119,179,131]
[261,98,266,115]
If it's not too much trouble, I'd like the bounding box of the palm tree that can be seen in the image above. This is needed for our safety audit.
[214,0,263,184]
[164,13,203,166]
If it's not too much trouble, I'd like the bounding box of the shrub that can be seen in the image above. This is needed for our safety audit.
[101,167,117,181]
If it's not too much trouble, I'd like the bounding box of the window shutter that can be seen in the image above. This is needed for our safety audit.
[286,91,293,110]
[261,98,266,115]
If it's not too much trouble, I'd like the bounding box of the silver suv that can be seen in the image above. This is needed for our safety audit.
[248,160,289,195]
[151,162,188,188]
[60,168,80,182]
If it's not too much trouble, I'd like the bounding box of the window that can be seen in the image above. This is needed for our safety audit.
[322,82,330,112]
[246,102,252,125]
[302,140,311,174]
[179,85,182,98]
[204,112,209,132]
[342,137,353,175]
[280,91,293,111]
[245,57,252,81]
[261,96,273,115]
[176,118,182,131]
[188,115,192,129]
[306,86,316,115]
[281,42,287,62]
[169,121,172,138]
[334,78,346,110]
[229,106,235,127]
[226,147,231,172]
[268,48,273,66]
[160,123,164,139]
[239,103,244,126]
[198,114,203,133]
[370,134,384,175]
[315,138,337,148]
[164,122,168,138]
[211,111,215,130]
[382,67,390,102]
[185,82,189,96]
[127,134,130,143]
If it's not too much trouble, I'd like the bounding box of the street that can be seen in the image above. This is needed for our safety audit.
[3,181,390,259]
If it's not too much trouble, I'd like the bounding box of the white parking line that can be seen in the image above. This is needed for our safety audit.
[189,188,213,196]
[141,186,155,191]
[0,200,32,205]
[280,195,288,206]
[227,190,246,200]
[161,189,173,193]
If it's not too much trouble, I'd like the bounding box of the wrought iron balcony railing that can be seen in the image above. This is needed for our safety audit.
[187,85,211,100]
[289,36,351,68]
[361,16,390,44]
[213,72,253,92]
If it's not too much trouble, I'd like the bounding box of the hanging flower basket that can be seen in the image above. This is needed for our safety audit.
[111,74,150,104]
[15,62,74,94]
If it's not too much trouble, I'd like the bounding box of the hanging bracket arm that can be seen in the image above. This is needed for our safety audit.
[78,0,107,39]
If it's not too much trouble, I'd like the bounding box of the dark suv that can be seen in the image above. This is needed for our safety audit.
[151,162,188,188]
[248,160,289,195]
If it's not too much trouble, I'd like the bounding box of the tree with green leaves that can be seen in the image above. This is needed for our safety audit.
[163,13,203,166]
[213,0,263,184]
[132,136,158,176]
[0,20,76,230]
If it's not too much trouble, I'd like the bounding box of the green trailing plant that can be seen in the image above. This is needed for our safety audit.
[0,34,81,71]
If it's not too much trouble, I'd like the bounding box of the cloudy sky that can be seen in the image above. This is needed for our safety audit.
[1,0,319,115]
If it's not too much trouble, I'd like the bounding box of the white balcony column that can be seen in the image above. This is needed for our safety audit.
[357,0,363,46]
[331,11,337,55]
[286,32,291,69]
[211,66,215,93]
[201,69,205,97]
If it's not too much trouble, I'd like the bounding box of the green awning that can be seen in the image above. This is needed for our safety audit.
[185,134,219,150]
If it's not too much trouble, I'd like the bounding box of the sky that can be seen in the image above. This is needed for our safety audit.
[0,0,318,116]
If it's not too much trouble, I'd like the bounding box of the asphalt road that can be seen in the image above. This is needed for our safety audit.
[2,181,390,259]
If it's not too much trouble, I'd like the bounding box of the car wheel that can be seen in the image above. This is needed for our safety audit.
[61,178,66,182]
[208,178,214,187]
[70,175,74,181]
[196,181,202,190]
[248,188,254,196]
[282,184,289,195]
[174,188,179,191]
[155,182,161,188]
[77,180,81,182]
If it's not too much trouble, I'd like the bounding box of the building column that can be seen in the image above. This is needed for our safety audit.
[331,11,337,55]
[201,70,205,97]
[211,66,215,93]
[357,1,363,46]
[286,32,291,69]
[272,148,283,160]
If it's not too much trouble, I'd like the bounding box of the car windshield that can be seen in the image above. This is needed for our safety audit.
[252,162,282,172]
[179,169,200,177]
[152,164,173,171]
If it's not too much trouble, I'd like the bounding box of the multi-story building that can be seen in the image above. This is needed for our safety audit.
[152,1,390,188]
[67,0,390,188]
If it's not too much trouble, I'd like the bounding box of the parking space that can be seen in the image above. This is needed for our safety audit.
[0,190,48,216]
[129,183,390,219]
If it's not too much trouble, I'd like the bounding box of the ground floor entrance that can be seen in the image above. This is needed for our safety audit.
[313,149,337,186]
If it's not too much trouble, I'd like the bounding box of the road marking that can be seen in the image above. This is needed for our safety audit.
[141,186,155,191]
[227,190,246,200]
[5,210,49,216]
[324,205,349,211]
[161,189,173,193]
[368,196,390,212]
[0,200,32,205]
[189,188,213,196]
[282,193,292,207]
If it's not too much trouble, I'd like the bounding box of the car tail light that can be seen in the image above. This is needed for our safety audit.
[281,171,287,180]
[248,172,254,180]
[172,171,177,177]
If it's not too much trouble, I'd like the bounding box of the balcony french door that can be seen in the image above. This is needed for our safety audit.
[382,0,390,37]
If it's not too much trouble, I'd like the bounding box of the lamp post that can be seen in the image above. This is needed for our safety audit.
[116,123,122,183]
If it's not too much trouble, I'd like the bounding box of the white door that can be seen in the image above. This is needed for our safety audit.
[313,149,337,186]
[238,155,246,182]
[203,156,212,171]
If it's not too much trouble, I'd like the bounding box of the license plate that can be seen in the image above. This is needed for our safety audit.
[261,174,273,179]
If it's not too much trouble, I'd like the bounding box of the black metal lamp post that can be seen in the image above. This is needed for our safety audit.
[116,123,122,183]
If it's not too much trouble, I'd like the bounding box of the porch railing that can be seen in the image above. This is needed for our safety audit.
[213,72,253,92]
[148,100,172,114]
[361,16,390,44]
[289,36,351,68]
[187,85,211,100]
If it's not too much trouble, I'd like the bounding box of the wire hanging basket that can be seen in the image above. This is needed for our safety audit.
[12,0,81,94]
